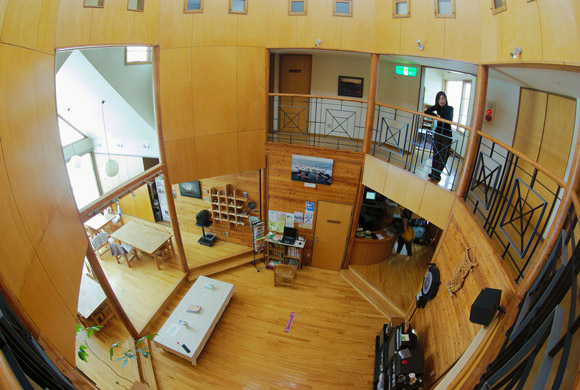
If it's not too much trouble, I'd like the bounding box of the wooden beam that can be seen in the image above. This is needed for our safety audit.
[137,339,158,390]
[362,53,379,154]
[79,165,164,222]
[343,165,365,269]
[85,245,139,339]
[260,167,267,222]
[161,168,188,273]
[456,65,488,198]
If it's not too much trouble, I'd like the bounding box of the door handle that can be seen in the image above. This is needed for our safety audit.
[315,237,318,243]
[327,220,340,224]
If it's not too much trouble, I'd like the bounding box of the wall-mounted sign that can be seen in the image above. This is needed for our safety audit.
[395,65,417,77]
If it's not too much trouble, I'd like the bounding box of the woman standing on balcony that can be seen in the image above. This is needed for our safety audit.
[424,91,454,182]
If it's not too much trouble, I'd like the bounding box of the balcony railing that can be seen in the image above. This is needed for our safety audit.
[268,93,367,151]
[370,103,471,192]
[464,132,566,282]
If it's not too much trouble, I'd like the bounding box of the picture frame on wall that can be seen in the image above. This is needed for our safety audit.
[338,76,363,98]
[291,155,334,185]
[178,180,202,199]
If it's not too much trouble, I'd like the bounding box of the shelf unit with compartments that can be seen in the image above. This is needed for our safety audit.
[209,184,249,228]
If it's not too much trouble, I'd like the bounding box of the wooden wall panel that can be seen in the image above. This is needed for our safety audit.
[1,0,42,49]
[266,143,363,258]
[374,0,400,54]
[159,48,194,142]
[410,201,516,388]
[499,0,542,62]
[90,0,135,45]
[400,0,444,59]
[158,0,193,49]
[237,0,267,47]
[0,44,57,247]
[265,0,297,48]
[195,133,239,179]
[55,0,92,48]
[237,130,266,172]
[164,138,199,184]
[512,89,546,162]
[57,190,89,259]
[538,0,580,65]
[133,0,160,44]
[120,185,156,222]
[36,0,59,54]
[36,51,70,205]
[20,256,77,364]
[237,46,266,132]
[0,0,7,35]
[418,182,455,228]
[172,170,260,245]
[362,154,388,193]
[479,0,501,63]
[444,0,480,63]
[191,0,237,47]
[341,1,375,53]
[383,164,426,212]
[295,0,342,50]
[191,47,237,136]
[0,140,36,297]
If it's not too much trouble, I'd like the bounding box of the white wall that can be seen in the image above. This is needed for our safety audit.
[310,52,371,99]
[377,60,421,111]
[481,78,520,146]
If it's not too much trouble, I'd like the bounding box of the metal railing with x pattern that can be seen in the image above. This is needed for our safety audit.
[268,94,367,151]
[465,134,565,282]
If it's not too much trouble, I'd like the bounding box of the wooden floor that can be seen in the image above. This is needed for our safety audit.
[76,265,387,389]
[350,243,435,312]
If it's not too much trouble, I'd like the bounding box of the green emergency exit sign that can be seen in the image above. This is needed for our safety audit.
[395,66,417,77]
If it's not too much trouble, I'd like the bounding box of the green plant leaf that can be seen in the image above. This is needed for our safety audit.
[122,358,128,369]
[142,352,149,358]
[145,334,157,340]
[79,345,87,351]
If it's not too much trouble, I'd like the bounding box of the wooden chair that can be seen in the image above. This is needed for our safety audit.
[153,240,173,270]
[109,242,140,268]
[274,264,297,289]
[90,232,110,257]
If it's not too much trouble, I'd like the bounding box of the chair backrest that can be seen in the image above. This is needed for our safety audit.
[91,232,109,250]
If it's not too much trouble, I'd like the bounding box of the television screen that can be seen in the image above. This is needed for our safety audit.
[178,181,202,199]
[366,191,377,200]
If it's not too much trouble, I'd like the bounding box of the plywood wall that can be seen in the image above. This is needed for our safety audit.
[172,170,260,246]
[410,200,517,388]
[266,143,363,262]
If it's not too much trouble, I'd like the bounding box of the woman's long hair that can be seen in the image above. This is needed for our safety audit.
[435,91,449,108]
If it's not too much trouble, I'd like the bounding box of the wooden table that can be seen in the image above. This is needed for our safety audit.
[154,276,236,365]
[77,274,113,327]
[84,213,116,238]
[110,221,174,269]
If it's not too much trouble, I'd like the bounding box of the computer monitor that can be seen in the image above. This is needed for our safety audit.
[283,226,297,238]
[365,191,377,200]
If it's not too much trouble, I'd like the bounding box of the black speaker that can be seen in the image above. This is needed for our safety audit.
[470,288,502,326]
[196,209,210,226]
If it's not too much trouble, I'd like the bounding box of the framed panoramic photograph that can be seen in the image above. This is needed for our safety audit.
[291,155,334,185]
[338,76,363,98]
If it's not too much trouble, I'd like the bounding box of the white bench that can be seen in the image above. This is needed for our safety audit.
[154,276,236,365]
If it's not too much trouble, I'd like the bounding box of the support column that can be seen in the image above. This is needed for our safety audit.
[362,54,380,154]
[162,169,189,273]
[85,245,139,339]
[456,65,489,198]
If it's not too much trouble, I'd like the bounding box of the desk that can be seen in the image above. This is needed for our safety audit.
[84,213,116,238]
[110,222,174,269]
[350,231,396,265]
[77,274,113,327]
[154,276,236,365]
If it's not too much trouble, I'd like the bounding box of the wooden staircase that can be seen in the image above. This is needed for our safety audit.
[187,249,258,281]
[340,266,406,319]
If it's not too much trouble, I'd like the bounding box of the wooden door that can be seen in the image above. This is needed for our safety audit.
[311,201,353,270]
[278,54,312,134]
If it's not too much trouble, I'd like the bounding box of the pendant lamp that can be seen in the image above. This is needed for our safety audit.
[101,100,119,177]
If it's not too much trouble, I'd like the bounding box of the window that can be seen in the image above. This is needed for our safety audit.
[435,0,455,18]
[492,0,507,14]
[229,0,247,14]
[67,154,100,209]
[127,0,144,11]
[444,80,472,128]
[125,46,152,65]
[289,0,306,15]
[83,0,104,8]
[184,0,203,13]
[393,0,410,18]
[334,0,352,16]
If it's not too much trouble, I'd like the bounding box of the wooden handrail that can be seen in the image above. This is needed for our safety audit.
[572,191,580,218]
[477,131,566,189]
[268,92,366,104]
[375,101,473,131]
[79,164,164,222]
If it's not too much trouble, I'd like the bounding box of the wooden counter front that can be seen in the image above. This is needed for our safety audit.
[350,233,396,265]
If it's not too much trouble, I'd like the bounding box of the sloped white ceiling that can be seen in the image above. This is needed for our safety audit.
[56,50,159,159]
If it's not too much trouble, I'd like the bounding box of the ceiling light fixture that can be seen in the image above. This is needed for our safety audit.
[510,46,522,59]
[101,100,119,178]
[416,39,424,51]
[315,38,321,47]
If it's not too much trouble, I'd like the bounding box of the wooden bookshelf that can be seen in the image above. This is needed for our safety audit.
[265,236,305,269]
[209,184,249,228]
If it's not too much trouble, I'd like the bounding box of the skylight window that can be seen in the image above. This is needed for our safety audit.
[125,46,153,65]
[185,0,203,13]
[334,0,352,16]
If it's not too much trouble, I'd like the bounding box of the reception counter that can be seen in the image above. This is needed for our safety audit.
[350,231,397,265]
